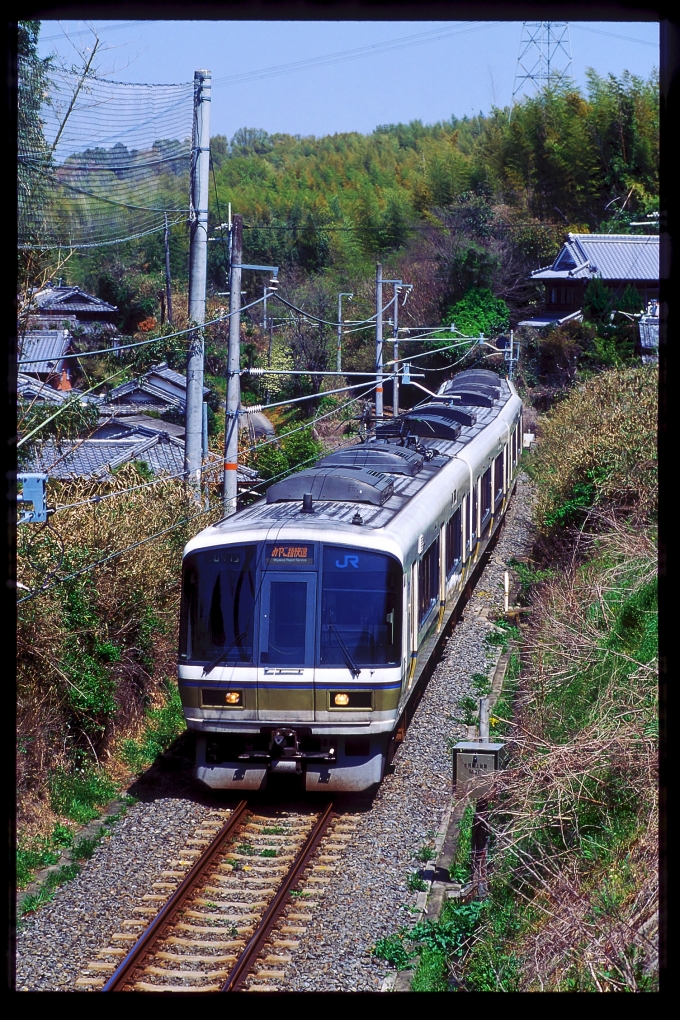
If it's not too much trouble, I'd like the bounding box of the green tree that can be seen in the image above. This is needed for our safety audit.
[17,21,54,269]
[583,278,613,324]
[443,287,510,337]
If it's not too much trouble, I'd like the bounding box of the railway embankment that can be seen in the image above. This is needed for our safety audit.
[377,365,659,993]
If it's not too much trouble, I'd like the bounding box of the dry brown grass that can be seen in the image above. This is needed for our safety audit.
[17,466,222,822]
[529,365,657,533]
[473,522,658,991]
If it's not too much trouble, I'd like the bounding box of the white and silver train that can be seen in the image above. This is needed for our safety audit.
[178,368,523,792]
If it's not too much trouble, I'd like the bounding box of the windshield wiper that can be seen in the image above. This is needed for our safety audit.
[328,623,361,679]
[202,631,247,676]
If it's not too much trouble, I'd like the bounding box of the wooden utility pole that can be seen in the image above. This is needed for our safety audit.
[223,214,242,514]
[375,263,383,421]
[185,69,211,493]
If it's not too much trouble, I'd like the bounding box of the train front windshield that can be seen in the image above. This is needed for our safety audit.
[179,543,402,668]
[319,546,401,666]
[180,546,257,663]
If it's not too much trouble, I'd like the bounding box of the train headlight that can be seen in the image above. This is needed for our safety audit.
[334,693,350,706]
[225,691,241,705]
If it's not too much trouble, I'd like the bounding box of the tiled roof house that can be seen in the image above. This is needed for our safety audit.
[519,233,659,328]
[104,363,209,415]
[17,329,76,389]
[26,283,119,333]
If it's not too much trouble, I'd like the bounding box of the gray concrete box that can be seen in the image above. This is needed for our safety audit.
[452,741,508,787]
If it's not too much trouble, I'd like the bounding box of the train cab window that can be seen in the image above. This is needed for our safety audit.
[180,546,256,663]
[493,453,504,506]
[446,507,462,578]
[418,538,440,626]
[320,546,402,667]
[480,467,492,535]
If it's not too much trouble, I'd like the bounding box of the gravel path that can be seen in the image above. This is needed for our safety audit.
[15,475,535,993]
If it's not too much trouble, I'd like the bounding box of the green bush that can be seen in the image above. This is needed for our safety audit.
[442,287,509,339]
[119,684,185,772]
[373,932,416,970]
[48,765,117,824]
[529,366,657,532]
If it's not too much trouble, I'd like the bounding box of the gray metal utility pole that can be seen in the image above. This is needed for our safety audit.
[337,292,353,372]
[185,68,211,493]
[375,264,383,420]
[223,214,243,514]
[164,213,173,326]
[392,286,400,416]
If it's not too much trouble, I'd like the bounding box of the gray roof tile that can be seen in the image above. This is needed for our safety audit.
[532,233,659,282]
[33,285,118,314]
[18,330,71,374]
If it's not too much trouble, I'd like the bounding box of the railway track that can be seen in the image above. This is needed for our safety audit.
[75,800,347,992]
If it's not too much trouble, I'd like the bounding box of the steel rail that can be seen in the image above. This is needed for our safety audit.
[221,800,335,992]
[102,799,249,992]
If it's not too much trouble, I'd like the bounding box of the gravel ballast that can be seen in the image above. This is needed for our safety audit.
[16,475,535,993]
[16,798,220,991]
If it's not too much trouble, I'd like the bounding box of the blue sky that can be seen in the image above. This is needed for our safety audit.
[37,19,659,139]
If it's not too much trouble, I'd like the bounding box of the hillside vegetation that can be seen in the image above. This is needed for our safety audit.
[389,365,658,992]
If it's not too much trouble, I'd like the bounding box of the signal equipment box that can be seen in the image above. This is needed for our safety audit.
[452,740,508,788]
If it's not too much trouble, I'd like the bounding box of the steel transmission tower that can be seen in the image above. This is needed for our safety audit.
[512,22,573,100]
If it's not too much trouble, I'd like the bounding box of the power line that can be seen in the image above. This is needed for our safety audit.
[569,24,658,48]
[39,21,155,43]
[17,499,217,604]
[18,289,386,367]
[50,469,188,513]
[210,22,502,90]
[18,293,270,365]
[17,388,378,603]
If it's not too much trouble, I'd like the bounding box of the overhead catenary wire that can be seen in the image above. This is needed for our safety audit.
[244,382,379,456]
[271,291,396,329]
[18,290,386,366]
[240,378,389,415]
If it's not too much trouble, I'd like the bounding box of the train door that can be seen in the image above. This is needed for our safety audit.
[257,571,317,723]
[408,560,418,689]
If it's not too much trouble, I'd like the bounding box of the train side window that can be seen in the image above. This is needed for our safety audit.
[446,507,462,578]
[493,453,504,505]
[418,537,440,626]
[480,467,492,536]
[469,483,478,550]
